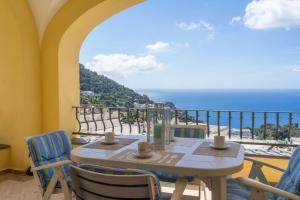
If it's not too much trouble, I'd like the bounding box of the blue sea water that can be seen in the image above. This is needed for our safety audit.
[137,89,300,128]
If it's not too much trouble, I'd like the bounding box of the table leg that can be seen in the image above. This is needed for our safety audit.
[171,178,188,200]
[211,176,227,200]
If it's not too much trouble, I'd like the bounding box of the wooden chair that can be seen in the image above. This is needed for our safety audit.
[25,130,73,200]
[70,164,170,200]
[227,146,300,200]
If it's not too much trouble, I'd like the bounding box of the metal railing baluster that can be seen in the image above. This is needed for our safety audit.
[83,107,89,132]
[75,107,81,133]
[136,109,141,133]
[175,110,178,124]
[118,108,123,133]
[185,110,188,125]
[228,111,232,139]
[92,107,97,132]
[206,111,210,137]
[100,108,106,132]
[289,113,292,141]
[240,112,243,139]
[127,109,132,134]
[109,108,114,132]
[196,110,199,125]
[276,112,280,140]
[217,111,221,136]
[264,112,267,140]
[251,112,255,140]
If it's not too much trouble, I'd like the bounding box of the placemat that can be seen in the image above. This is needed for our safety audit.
[192,142,240,158]
[83,138,138,151]
[111,149,184,165]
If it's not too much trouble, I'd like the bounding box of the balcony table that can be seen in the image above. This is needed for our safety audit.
[71,135,244,200]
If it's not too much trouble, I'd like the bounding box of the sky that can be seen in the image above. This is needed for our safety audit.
[80,0,300,90]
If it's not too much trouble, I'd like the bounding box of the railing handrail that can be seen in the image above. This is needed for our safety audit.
[72,105,300,114]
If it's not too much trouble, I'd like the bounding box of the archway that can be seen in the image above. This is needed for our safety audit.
[41,0,144,133]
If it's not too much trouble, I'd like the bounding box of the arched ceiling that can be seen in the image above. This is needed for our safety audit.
[27,0,68,43]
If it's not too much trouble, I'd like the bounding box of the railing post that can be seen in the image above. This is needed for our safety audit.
[92,107,97,132]
[228,111,232,139]
[144,109,148,133]
[136,109,141,133]
[185,110,188,125]
[264,112,267,140]
[127,109,132,134]
[252,112,255,140]
[206,111,210,137]
[118,108,123,133]
[109,108,114,132]
[175,110,178,124]
[240,112,243,139]
[100,108,106,132]
[83,107,89,132]
[276,112,280,140]
[217,111,221,136]
[196,110,199,125]
[75,107,81,133]
[289,113,292,141]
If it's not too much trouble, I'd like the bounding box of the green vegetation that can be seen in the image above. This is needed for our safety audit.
[246,123,300,141]
[80,64,154,107]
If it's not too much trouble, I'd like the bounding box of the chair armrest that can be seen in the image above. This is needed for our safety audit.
[245,157,286,172]
[31,160,72,172]
[236,177,300,200]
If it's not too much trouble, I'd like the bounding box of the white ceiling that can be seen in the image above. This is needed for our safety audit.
[27,0,68,43]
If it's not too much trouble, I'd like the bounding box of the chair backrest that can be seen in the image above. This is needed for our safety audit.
[70,164,161,200]
[25,130,72,189]
[170,124,206,139]
[275,146,300,199]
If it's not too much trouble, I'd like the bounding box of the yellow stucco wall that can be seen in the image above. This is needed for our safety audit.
[0,0,144,171]
[41,0,143,133]
[0,149,10,171]
[0,0,41,170]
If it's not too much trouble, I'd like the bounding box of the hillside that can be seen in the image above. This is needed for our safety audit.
[80,64,154,107]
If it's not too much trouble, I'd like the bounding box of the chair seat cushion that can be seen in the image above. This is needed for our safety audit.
[27,130,72,189]
[227,178,251,200]
[38,155,71,190]
[150,170,195,183]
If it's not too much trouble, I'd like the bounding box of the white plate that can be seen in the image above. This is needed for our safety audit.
[101,140,119,145]
[134,152,154,159]
[209,144,230,150]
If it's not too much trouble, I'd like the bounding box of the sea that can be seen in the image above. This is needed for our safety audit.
[137,89,300,129]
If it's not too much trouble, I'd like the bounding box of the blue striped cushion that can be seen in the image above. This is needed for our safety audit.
[273,146,300,200]
[227,147,300,200]
[150,170,195,183]
[227,179,251,200]
[79,164,169,200]
[27,130,72,189]
[174,127,205,139]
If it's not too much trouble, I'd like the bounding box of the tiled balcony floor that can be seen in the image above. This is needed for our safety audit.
[0,173,211,200]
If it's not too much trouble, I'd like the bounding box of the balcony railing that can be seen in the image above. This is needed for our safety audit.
[72,106,300,158]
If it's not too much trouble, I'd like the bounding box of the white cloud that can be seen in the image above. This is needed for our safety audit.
[145,41,171,53]
[243,0,300,30]
[230,16,242,25]
[291,66,300,72]
[176,20,215,39]
[85,54,164,78]
[145,41,190,53]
